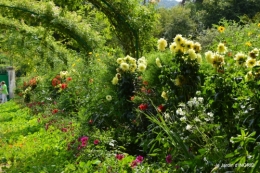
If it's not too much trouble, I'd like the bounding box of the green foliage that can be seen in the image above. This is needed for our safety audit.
[157,6,197,42]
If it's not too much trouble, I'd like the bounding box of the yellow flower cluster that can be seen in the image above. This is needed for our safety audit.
[167,34,202,63]
[205,42,228,69]
[111,55,147,85]
[234,48,260,68]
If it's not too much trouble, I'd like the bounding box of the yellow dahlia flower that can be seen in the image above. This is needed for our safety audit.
[157,38,168,51]
[117,58,124,64]
[205,51,214,64]
[197,54,202,64]
[187,49,197,60]
[193,42,202,53]
[234,53,247,66]
[212,53,225,68]
[174,34,185,46]
[185,40,194,51]
[156,58,162,68]
[217,43,227,54]
[112,76,119,85]
[120,62,129,71]
[246,58,256,68]
[138,63,147,72]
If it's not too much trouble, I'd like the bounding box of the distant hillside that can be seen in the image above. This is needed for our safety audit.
[157,0,179,8]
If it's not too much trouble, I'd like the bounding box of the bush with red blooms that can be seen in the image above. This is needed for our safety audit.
[51,73,72,91]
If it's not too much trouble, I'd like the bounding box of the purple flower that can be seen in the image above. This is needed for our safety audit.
[166,154,172,164]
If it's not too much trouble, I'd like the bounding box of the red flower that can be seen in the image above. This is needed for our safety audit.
[143,81,148,85]
[52,109,59,114]
[139,103,148,110]
[89,119,93,124]
[52,78,61,87]
[116,154,124,160]
[66,77,72,82]
[94,139,99,145]
[157,104,165,112]
[29,77,37,86]
[166,154,172,164]
[130,160,138,168]
[61,83,67,90]
[62,128,68,132]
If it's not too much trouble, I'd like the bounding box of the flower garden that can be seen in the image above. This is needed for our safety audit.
[1,0,260,172]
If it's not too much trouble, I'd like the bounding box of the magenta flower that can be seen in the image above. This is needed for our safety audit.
[94,139,99,145]
[136,155,144,163]
[116,154,124,160]
[166,154,172,164]
[79,136,89,147]
[130,160,138,168]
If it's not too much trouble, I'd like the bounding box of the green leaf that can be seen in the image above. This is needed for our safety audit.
[198,148,207,155]
[91,159,101,165]
[225,152,235,158]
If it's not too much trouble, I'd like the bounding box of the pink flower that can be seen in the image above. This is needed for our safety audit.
[166,154,172,164]
[116,154,124,160]
[136,155,144,163]
[94,139,99,145]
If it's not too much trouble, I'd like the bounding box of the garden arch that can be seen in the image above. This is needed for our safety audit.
[0,0,155,58]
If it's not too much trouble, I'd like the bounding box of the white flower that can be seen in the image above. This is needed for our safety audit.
[187,100,193,107]
[198,97,204,103]
[176,108,185,116]
[163,112,170,120]
[186,124,193,131]
[196,91,201,96]
[180,116,187,122]
[207,112,214,117]
[194,117,201,122]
